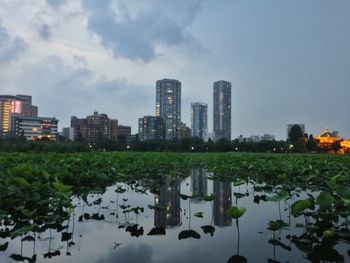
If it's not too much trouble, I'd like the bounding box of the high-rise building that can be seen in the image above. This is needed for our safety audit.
[138,116,164,141]
[0,94,39,138]
[0,95,23,138]
[191,102,208,140]
[213,81,231,141]
[155,79,181,140]
[16,94,38,117]
[71,112,119,142]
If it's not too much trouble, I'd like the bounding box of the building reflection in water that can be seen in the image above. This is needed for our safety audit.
[190,166,208,202]
[213,181,232,226]
[154,176,180,227]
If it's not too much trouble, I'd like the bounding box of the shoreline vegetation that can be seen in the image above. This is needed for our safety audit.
[0,137,342,153]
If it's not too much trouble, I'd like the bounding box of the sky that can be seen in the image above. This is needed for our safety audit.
[0,0,349,140]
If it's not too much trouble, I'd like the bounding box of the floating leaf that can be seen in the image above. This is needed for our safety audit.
[227,255,247,263]
[317,192,334,211]
[147,227,166,236]
[178,230,201,240]
[291,199,313,216]
[203,194,215,202]
[201,225,215,236]
[0,242,8,251]
[267,191,289,202]
[267,220,288,231]
[194,212,204,218]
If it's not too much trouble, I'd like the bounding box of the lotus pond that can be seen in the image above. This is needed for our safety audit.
[0,152,349,262]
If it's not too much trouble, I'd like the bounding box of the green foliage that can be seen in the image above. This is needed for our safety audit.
[227,206,246,219]
[291,199,313,216]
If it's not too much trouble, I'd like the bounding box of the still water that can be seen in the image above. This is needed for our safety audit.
[1,167,349,262]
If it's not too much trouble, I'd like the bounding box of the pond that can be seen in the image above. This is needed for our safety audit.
[1,166,349,263]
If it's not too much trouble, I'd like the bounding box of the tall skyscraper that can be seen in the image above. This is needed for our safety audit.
[213,81,231,141]
[191,102,208,140]
[155,79,181,140]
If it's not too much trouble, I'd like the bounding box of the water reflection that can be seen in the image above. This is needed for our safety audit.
[0,166,349,263]
[213,181,232,227]
[190,166,208,202]
[154,176,180,228]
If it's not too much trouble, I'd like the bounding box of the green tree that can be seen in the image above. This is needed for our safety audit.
[288,125,303,149]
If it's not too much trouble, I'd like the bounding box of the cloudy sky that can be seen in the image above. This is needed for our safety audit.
[0,0,349,139]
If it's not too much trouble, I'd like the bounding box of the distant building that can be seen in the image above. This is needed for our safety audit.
[10,115,58,141]
[16,94,38,117]
[287,124,305,140]
[260,134,275,141]
[117,125,131,143]
[191,102,208,140]
[71,112,119,142]
[156,79,181,140]
[0,94,39,138]
[138,116,164,141]
[213,81,231,141]
[246,135,260,142]
[179,122,191,139]
[62,127,74,141]
[109,119,118,140]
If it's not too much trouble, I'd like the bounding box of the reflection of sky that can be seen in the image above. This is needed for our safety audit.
[1,172,349,263]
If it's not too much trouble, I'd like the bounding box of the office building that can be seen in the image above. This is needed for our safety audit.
[213,81,231,141]
[138,116,164,141]
[71,112,119,142]
[117,125,131,143]
[62,127,75,141]
[16,94,38,117]
[10,115,58,141]
[0,94,39,138]
[155,79,181,140]
[191,102,208,140]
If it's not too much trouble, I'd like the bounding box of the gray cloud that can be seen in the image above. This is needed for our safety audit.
[0,22,28,63]
[14,56,153,131]
[82,0,204,61]
[39,24,52,40]
[46,0,68,8]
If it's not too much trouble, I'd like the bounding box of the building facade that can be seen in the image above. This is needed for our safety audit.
[155,79,181,140]
[0,94,39,138]
[213,81,231,141]
[191,102,208,140]
[10,115,58,141]
[71,112,119,142]
[138,116,164,141]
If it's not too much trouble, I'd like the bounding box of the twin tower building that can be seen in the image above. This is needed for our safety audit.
[139,79,231,142]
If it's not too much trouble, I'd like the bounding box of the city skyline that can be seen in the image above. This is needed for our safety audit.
[1,1,350,139]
